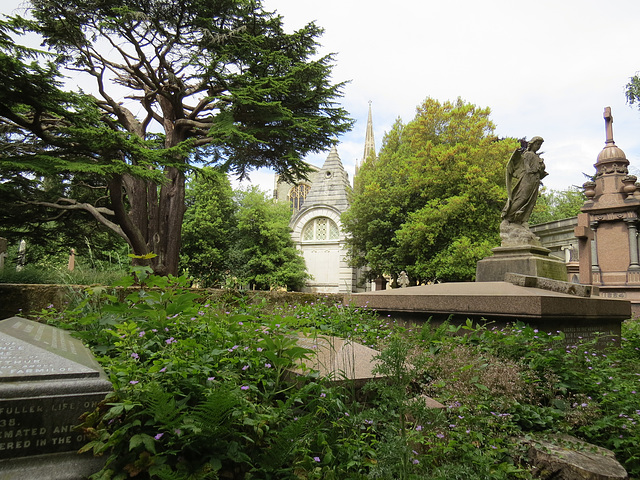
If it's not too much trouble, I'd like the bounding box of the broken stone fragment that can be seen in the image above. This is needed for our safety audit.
[519,434,628,480]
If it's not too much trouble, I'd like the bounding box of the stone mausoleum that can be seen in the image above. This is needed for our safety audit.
[273,104,376,293]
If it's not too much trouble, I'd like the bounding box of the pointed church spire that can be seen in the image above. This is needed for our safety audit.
[363,101,376,160]
[356,102,376,175]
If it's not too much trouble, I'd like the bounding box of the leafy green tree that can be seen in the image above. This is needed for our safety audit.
[0,1,352,275]
[626,73,640,108]
[342,97,518,283]
[180,168,236,287]
[529,187,586,225]
[232,188,309,291]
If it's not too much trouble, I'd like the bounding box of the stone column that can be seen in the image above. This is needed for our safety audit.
[590,221,600,274]
[625,218,640,270]
[574,214,593,285]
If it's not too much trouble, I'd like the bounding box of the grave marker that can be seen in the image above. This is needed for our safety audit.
[0,317,111,479]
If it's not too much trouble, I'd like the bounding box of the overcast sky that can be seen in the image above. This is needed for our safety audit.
[258,0,640,193]
[5,0,640,193]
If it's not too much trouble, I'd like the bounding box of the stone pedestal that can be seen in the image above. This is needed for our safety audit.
[0,317,112,479]
[476,245,567,282]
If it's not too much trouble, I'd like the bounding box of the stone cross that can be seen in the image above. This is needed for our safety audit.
[604,106,614,145]
[398,271,410,288]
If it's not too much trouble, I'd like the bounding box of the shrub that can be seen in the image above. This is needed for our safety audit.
[40,270,640,479]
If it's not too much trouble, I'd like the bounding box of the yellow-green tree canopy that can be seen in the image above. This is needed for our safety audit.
[342,97,518,283]
[529,187,586,225]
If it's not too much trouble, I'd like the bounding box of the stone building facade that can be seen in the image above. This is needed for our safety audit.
[273,104,376,293]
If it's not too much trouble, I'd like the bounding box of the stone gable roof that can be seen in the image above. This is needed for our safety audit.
[293,145,351,219]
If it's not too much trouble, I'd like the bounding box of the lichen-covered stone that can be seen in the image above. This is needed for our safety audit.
[520,434,628,480]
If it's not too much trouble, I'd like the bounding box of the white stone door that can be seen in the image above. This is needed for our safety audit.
[302,244,340,291]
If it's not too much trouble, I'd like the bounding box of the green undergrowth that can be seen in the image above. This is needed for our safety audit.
[0,264,127,285]
[39,267,640,479]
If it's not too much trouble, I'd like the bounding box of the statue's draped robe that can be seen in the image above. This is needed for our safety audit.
[502,149,545,225]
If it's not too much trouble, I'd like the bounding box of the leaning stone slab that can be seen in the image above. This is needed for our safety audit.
[0,316,112,479]
[505,273,596,298]
[288,334,443,407]
[520,434,628,480]
[289,334,382,387]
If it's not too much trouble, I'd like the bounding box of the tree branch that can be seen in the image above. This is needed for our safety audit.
[26,199,129,242]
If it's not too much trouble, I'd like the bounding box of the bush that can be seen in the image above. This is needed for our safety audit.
[41,271,640,479]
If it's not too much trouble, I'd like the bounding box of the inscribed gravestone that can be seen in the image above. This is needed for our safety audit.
[0,317,111,478]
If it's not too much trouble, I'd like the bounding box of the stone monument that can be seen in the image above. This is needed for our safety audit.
[476,137,567,282]
[347,131,629,347]
[578,107,640,302]
[0,237,7,270]
[15,240,26,272]
[0,316,111,479]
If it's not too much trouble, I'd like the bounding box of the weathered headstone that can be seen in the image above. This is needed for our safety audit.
[67,248,76,272]
[15,240,26,272]
[0,317,111,479]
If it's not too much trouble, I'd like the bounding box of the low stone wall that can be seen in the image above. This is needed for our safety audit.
[0,283,346,320]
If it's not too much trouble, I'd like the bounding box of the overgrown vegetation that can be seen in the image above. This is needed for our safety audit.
[39,268,640,479]
[0,243,128,285]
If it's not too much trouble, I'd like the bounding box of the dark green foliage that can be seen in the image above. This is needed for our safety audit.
[342,97,518,282]
[45,268,389,479]
[39,268,640,479]
[626,73,640,108]
[232,188,310,291]
[180,168,236,287]
[180,177,311,290]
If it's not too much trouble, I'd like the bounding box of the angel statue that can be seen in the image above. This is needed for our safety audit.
[500,136,547,244]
